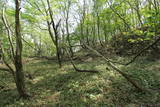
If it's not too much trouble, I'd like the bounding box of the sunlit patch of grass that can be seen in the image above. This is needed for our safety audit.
[47,91,61,103]
[32,76,44,84]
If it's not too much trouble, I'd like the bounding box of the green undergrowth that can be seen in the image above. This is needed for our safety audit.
[0,57,160,107]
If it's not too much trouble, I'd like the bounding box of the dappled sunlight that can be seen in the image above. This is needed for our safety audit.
[1,57,160,106]
[23,58,159,106]
[32,76,44,84]
[47,91,61,103]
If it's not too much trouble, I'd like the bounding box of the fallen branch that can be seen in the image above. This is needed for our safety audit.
[66,48,99,73]
[125,37,160,65]
[84,44,150,92]
[108,36,160,66]
[71,60,99,73]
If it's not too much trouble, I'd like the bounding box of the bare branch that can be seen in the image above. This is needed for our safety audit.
[2,6,15,63]
[84,44,150,92]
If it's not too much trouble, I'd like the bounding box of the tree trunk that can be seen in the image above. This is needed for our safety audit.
[97,13,103,47]
[47,0,62,67]
[15,0,28,98]
[66,15,74,57]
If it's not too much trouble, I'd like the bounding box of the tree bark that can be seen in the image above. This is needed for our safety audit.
[15,0,29,98]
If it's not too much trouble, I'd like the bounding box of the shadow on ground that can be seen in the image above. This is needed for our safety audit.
[1,59,160,107]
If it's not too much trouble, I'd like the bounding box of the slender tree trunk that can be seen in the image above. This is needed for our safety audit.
[47,0,62,67]
[97,13,103,47]
[15,0,28,98]
[86,26,90,45]
[92,22,96,47]
[2,7,15,62]
[80,22,85,48]
[55,32,62,68]
[66,15,73,57]
[103,20,108,43]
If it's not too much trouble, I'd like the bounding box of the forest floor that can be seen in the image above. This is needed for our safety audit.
[0,52,160,107]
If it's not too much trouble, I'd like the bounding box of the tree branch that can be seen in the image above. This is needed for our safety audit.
[84,44,150,92]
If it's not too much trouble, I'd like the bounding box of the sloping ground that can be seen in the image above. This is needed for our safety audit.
[0,57,160,107]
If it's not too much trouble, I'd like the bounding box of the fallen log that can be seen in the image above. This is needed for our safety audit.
[85,44,150,92]
[71,60,99,73]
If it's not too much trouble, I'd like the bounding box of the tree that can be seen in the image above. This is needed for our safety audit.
[33,0,62,67]
[1,0,29,98]
[61,0,74,56]
[14,0,29,98]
